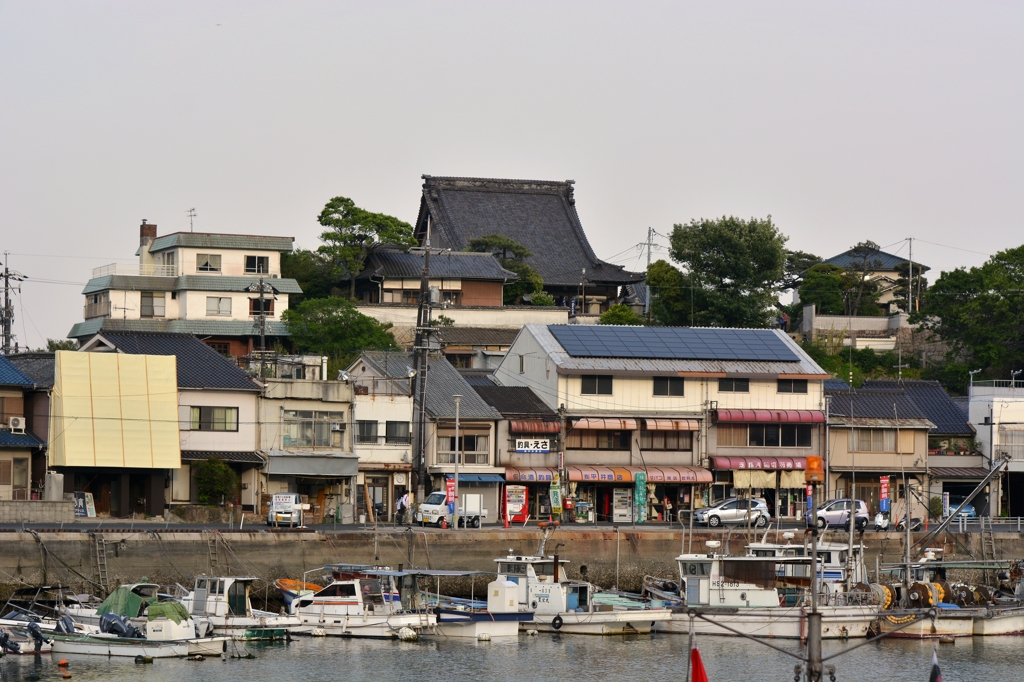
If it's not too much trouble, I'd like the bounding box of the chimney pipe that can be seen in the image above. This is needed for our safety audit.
[140,220,157,247]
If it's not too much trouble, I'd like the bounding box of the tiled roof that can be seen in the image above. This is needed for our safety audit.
[360,250,518,281]
[473,385,555,417]
[181,450,265,464]
[0,430,43,448]
[149,232,294,253]
[826,389,931,425]
[435,327,520,347]
[0,355,34,387]
[68,318,290,341]
[862,380,974,436]
[824,378,851,391]
[6,353,55,388]
[360,351,501,420]
[823,247,929,272]
[82,275,302,295]
[91,332,260,391]
[416,176,643,287]
[929,467,990,478]
[622,283,649,306]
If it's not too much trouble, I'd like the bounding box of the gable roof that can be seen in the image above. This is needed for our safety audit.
[825,389,933,428]
[435,327,520,347]
[473,385,555,417]
[359,351,501,420]
[6,353,55,388]
[83,332,260,391]
[68,318,290,342]
[149,232,294,253]
[823,247,929,273]
[415,176,643,288]
[0,355,34,387]
[359,249,518,282]
[862,380,974,436]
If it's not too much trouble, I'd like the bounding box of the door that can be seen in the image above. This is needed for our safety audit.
[227,580,248,616]
[856,482,881,516]
[193,579,208,615]
[366,476,389,522]
[12,458,28,501]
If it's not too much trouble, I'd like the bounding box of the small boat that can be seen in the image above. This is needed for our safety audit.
[1,586,96,635]
[178,576,302,640]
[0,623,55,655]
[61,582,163,628]
[274,579,319,608]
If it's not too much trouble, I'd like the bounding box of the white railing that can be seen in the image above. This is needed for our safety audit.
[92,263,177,278]
[996,443,1024,462]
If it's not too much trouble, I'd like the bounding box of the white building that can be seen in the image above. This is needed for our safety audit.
[969,380,1024,516]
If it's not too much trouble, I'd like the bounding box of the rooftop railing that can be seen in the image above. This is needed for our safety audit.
[92,263,176,278]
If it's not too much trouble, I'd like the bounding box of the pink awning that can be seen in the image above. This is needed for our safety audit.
[644,418,701,431]
[573,417,639,430]
[504,467,555,482]
[711,456,806,470]
[715,409,825,424]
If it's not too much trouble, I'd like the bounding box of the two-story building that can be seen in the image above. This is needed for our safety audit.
[0,355,43,500]
[69,221,301,357]
[496,325,829,522]
[969,380,1024,516]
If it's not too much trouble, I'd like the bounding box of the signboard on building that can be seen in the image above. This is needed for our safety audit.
[515,439,550,453]
[73,492,96,518]
[942,491,950,518]
[634,471,648,524]
[549,471,562,514]
[880,476,891,513]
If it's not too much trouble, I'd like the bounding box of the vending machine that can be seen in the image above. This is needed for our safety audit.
[503,485,529,524]
[612,488,632,523]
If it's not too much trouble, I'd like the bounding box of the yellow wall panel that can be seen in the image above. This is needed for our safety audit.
[56,351,97,466]
[147,355,181,469]
[119,354,154,468]
[88,353,125,467]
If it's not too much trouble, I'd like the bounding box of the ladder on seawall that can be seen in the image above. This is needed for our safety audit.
[93,535,109,593]
[207,533,219,571]
[981,516,997,584]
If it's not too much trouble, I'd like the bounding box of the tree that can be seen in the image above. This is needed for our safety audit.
[845,241,886,316]
[193,458,238,506]
[892,262,929,314]
[281,249,336,305]
[647,259,693,326]
[282,297,398,369]
[530,292,555,306]
[465,234,543,304]
[668,216,787,328]
[780,250,822,291]
[599,304,645,326]
[918,245,1024,381]
[46,339,77,351]
[798,264,848,315]
[316,196,417,299]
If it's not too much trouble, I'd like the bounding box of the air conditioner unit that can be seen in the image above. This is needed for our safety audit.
[330,422,345,432]
[8,417,25,434]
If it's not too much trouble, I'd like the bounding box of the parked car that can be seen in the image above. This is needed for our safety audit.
[695,498,770,528]
[266,492,306,527]
[816,499,869,531]
[945,498,977,518]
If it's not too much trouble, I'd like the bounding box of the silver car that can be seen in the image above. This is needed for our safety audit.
[696,498,770,528]
[816,499,869,531]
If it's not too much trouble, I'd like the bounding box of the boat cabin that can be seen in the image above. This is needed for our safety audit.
[294,578,389,617]
[746,539,868,588]
[676,553,817,608]
[183,577,257,618]
[495,554,593,614]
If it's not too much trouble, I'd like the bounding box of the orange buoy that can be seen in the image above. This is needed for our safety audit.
[58,660,69,667]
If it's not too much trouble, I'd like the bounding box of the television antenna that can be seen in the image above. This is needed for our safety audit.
[187,208,197,232]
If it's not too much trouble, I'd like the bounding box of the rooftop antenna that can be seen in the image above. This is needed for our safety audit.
[187,208,197,232]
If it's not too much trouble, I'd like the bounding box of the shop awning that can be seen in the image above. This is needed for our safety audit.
[715,410,824,424]
[565,465,711,483]
[510,420,562,434]
[182,450,265,465]
[444,473,505,483]
[265,453,358,477]
[929,467,991,479]
[710,456,806,470]
[643,418,700,431]
[641,466,713,483]
[572,417,639,430]
[505,467,556,482]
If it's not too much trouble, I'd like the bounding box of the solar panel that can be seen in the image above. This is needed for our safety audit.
[548,326,799,362]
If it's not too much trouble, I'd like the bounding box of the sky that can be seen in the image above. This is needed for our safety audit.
[1,2,1022,347]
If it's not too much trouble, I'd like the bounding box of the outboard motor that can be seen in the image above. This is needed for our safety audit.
[99,612,141,639]
[27,622,46,652]
[53,615,76,634]
[0,630,14,655]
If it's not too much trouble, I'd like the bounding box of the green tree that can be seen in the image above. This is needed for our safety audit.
[798,264,848,315]
[647,259,693,326]
[46,339,77,351]
[193,458,238,505]
[918,245,1024,380]
[282,297,398,369]
[316,196,417,299]
[668,215,787,328]
[845,241,886,316]
[892,262,929,314]
[599,304,645,326]
[281,249,336,305]
[780,250,822,291]
[530,292,555,306]
[465,234,543,304]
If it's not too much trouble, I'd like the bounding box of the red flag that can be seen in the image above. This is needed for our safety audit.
[928,650,942,682]
[691,647,710,682]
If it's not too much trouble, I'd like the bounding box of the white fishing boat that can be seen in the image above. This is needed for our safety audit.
[0,586,96,636]
[50,634,191,659]
[0,624,54,654]
[178,576,302,640]
[61,582,162,628]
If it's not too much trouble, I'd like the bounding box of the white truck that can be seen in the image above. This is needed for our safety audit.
[266,493,309,527]
[415,492,487,528]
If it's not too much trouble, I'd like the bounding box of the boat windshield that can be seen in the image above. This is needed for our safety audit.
[360,580,385,606]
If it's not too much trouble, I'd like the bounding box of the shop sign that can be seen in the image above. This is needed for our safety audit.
[446,477,456,505]
[880,476,890,513]
[73,492,96,518]
[942,491,950,518]
[515,438,550,453]
[549,471,563,514]
[634,471,648,524]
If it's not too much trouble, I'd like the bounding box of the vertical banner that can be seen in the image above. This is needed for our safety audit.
[549,471,563,514]
[806,483,814,521]
[880,476,891,513]
[634,471,648,523]
[942,491,950,518]
[446,476,456,504]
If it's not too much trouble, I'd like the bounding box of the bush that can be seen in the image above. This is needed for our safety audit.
[531,292,555,306]
[929,496,944,519]
[193,458,239,505]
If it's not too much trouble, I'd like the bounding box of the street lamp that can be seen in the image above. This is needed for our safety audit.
[453,395,461,531]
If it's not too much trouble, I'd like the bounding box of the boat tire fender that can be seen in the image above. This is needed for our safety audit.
[552,615,563,630]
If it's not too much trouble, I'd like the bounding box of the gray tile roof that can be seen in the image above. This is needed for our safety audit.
[823,247,929,272]
[90,332,260,391]
[360,250,518,281]
[83,275,176,294]
[6,353,55,388]
[68,318,290,341]
[0,355,34,387]
[473,385,555,417]
[826,389,930,424]
[82,275,302,295]
[415,176,643,287]
[862,380,974,436]
[435,327,520,347]
[360,351,501,420]
[181,450,265,464]
[149,232,294,253]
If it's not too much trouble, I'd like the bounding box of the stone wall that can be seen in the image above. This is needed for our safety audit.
[0,500,74,523]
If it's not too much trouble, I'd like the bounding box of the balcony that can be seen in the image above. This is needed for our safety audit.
[92,263,176,278]
[997,443,1024,462]
[83,301,111,319]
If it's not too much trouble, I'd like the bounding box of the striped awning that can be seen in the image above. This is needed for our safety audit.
[715,409,825,424]
[505,465,711,484]
[510,419,562,434]
[572,417,639,430]
[504,467,556,482]
[929,467,990,479]
[710,456,807,470]
[643,418,700,431]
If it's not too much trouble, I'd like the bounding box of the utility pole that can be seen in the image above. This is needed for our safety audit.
[412,214,434,503]
[907,237,913,314]
[453,395,461,531]
[1,253,27,355]
[645,227,653,323]
[247,278,277,381]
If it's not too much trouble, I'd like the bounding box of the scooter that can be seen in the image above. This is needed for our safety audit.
[873,515,890,532]
[896,516,922,532]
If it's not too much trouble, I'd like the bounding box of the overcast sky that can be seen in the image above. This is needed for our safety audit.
[2,2,1021,347]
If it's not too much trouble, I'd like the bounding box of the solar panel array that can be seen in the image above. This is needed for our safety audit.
[547,325,799,362]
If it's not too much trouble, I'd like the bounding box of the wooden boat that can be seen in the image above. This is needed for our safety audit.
[179,576,301,640]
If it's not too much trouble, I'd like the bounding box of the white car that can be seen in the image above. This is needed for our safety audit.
[694,498,770,528]
[266,493,305,527]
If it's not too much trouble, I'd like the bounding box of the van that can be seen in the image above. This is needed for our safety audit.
[266,493,308,527]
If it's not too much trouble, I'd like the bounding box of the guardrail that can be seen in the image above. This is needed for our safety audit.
[92,263,177,278]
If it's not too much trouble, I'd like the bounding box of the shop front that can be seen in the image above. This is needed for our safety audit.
[709,456,808,519]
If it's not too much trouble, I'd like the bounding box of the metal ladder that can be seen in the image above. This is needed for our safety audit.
[981,516,997,561]
[207,533,219,572]
[93,536,109,592]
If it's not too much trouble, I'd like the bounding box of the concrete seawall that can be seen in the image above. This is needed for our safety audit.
[3,528,1022,596]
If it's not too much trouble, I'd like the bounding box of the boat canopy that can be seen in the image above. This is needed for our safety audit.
[96,584,159,618]
[147,601,190,624]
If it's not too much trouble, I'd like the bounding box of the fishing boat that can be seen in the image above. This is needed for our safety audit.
[1,586,96,635]
[0,623,54,654]
[178,576,302,640]
[61,582,163,628]
[291,566,435,638]
[274,578,319,609]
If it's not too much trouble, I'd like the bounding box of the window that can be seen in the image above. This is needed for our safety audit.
[206,296,231,316]
[0,461,10,486]
[718,378,749,393]
[777,379,808,394]
[196,254,222,272]
[447,354,473,369]
[356,420,379,444]
[205,341,231,356]
[566,430,629,450]
[189,406,239,431]
[385,421,412,445]
[245,255,270,274]
[639,430,693,451]
[654,377,685,396]
[0,396,25,422]
[249,298,274,316]
[718,423,811,448]
[283,410,346,447]
[581,375,613,395]
[518,355,524,374]
[140,292,165,318]
[437,434,489,464]
[848,428,913,453]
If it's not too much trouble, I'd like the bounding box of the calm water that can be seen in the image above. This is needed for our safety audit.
[8,634,1024,682]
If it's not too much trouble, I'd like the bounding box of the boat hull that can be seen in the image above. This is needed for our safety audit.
[972,608,1024,636]
[50,636,190,658]
[876,612,974,638]
[658,606,878,640]
[429,609,531,639]
[295,612,435,638]
[187,636,230,656]
[526,610,672,636]
[203,614,302,640]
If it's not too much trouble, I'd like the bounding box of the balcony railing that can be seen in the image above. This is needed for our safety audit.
[92,263,177,278]
[83,301,111,319]
[354,435,414,445]
[997,443,1024,462]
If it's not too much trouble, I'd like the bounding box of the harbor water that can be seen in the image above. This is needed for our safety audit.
[9,634,1024,681]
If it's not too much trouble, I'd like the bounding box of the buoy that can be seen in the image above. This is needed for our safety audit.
[526,629,538,636]
[398,627,418,642]
[58,659,69,668]
[939,635,956,644]
[134,655,153,664]
[477,633,491,642]
[311,627,327,637]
